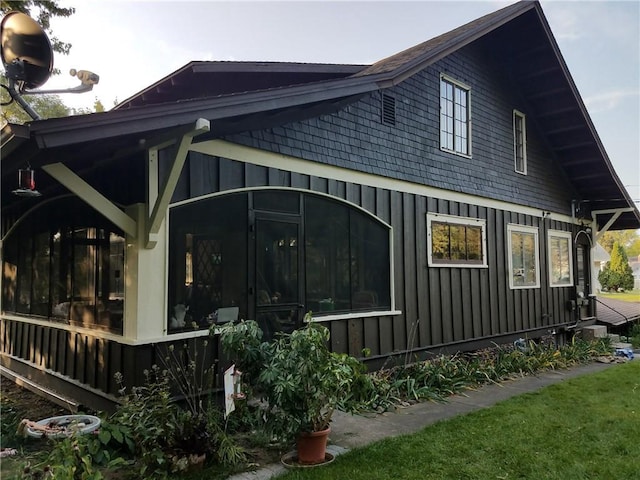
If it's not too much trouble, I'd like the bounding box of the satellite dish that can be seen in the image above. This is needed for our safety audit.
[1,11,53,90]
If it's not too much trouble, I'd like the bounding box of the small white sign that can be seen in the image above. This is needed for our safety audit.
[224,364,236,418]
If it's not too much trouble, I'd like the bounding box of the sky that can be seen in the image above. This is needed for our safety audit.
[23,1,640,207]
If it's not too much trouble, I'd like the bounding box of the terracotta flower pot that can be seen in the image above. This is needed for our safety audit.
[296,427,331,465]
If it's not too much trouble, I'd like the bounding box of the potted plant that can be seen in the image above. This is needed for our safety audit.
[220,313,363,464]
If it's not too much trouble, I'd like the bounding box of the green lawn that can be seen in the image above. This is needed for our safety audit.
[278,361,640,480]
[598,290,640,303]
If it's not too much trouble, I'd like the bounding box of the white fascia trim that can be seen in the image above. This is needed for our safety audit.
[189,140,574,223]
[310,310,403,323]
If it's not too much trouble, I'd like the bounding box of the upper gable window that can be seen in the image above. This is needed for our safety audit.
[427,213,487,267]
[513,110,527,174]
[440,74,471,157]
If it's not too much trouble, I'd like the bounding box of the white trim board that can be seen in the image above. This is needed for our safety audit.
[190,140,575,223]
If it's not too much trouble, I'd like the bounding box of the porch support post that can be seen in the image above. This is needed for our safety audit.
[41,162,138,237]
[145,118,210,248]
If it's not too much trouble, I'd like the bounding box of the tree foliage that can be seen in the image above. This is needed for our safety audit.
[599,230,638,254]
[1,75,70,123]
[627,237,640,259]
[0,1,75,56]
[1,2,78,123]
[598,241,634,291]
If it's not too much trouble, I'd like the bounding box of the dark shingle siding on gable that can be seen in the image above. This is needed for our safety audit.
[227,42,577,215]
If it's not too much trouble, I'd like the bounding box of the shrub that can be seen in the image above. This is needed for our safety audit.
[220,318,364,442]
[113,363,245,478]
[599,242,634,291]
[344,337,613,412]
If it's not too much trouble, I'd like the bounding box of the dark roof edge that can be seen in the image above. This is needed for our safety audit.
[114,61,368,110]
[26,77,379,148]
[531,2,640,221]
[190,61,367,74]
[1,123,30,156]
[361,0,535,86]
[113,62,197,111]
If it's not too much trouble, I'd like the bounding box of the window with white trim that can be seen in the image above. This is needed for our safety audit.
[507,224,540,288]
[440,75,471,156]
[513,110,527,174]
[427,213,487,267]
[548,230,573,287]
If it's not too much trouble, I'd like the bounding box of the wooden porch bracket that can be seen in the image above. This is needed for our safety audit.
[145,118,210,248]
[592,208,633,243]
[41,163,138,238]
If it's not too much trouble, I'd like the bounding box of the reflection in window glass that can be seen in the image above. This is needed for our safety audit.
[1,201,125,334]
[305,197,350,312]
[440,75,470,156]
[16,237,32,314]
[549,231,573,287]
[168,194,248,330]
[508,225,540,288]
[428,214,485,266]
[514,110,527,174]
[32,232,51,317]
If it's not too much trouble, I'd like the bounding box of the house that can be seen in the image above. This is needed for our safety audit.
[630,256,640,291]
[2,0,639,410]
[592,243,610,293]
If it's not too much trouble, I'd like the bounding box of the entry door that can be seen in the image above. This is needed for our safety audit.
[253,215,304,339]
[575,242,593,320]
[575,244,590,298]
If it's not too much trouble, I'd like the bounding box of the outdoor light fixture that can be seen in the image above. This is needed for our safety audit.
[12,165,41,197]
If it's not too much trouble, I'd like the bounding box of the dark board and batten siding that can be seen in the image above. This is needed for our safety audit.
[172,153,576,362]
[0,318,221,411]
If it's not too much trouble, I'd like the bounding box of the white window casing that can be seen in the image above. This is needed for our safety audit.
[427,213,487,268]
[548,230,573,287]
[507,224,540,289]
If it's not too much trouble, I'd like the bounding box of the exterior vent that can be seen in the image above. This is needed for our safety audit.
[381,93,396,126]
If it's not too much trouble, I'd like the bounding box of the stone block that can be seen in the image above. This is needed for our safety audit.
[581,325,607,340]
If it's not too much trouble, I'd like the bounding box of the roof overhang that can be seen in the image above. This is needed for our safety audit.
[2,0,638,231]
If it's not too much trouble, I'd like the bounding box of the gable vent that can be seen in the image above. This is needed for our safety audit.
[381,93,396,126]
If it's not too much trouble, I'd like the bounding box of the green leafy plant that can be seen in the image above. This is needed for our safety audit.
[221,315,364,441]
[112,345,246,478]
[344,337,614,413]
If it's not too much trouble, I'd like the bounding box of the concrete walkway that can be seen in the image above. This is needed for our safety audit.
[228,357,635,480]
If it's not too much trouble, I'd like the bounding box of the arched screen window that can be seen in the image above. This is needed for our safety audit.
[167,190,392,332]
[305,195,391,314]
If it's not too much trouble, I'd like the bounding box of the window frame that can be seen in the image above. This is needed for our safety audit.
[507,224,540,289]
[513,109,527,175]
[1,219,125,334]
[548,229,573,287]
[440,74,472,157]
[167,189,396,331]
[427,213,487,268]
